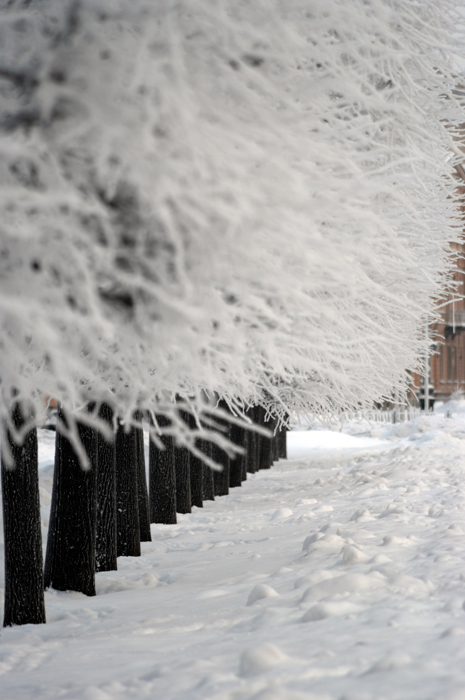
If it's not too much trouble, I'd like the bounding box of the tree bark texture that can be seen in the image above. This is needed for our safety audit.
[229,423,245,488]
[95,403,117,572]
[259,432,273,470]
[246,429,257,474]
[253,406,261,470]
[241,430,249,481]
[199,439,215,501]
[190,444,204,508]
[272,431,279,463]
[149,416,177,524]
[213,442,229,496]
[44,407,97,596]
[212,401,230,496]
[135,420,151,542]
[1,402,46,626]
[115,421,141,557]
[174,445,191,513]
[244,407,256,474]
[174,410,191,513]
[278,425,288,459]
[185,411,203,508]
[257,406,273,470]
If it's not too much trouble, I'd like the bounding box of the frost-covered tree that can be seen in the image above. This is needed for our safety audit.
[1,0,465,623]
[0,0,463,430]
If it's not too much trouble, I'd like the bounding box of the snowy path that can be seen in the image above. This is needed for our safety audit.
[2,413,465,699]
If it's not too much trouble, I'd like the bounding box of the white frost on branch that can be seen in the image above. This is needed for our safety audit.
[0,0,463,438]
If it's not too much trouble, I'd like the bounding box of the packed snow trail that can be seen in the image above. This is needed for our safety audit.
[3,407,465,699]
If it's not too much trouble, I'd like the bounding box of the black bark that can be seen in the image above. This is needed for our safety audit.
[257,406,273,470]
[272,428,279,464]
[149,415,177,524]
[244,408,256,474]
[1,402,46,626]
[44,407,97,596]
[246,429,257,474]
[184,411,202,508]
[212,400,230,496]
[190,445,204,508]
[95,403,117,572]
[174,410,191,514]
[115,421,140,557]
[213,442,229,496]
[259,432,273,470]
[135,417,151,542]
[229,423,245,488]
[174,445,191,513]
[278,425,288,459]
[241,430,249,481]
[253,406,261,470]
[200,439,215,501]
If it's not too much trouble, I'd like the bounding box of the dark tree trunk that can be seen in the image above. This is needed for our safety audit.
[149,415,177,524]
[241,431,249,481]
[213,442,229,496]
[134,414,151,542]
[185,411,202,508]
[200,439,215,501]
[244,407,256,475]
[115,421,140,557]
[174,410,191,514]
[229,423,245,488]
[190,446,204,508]
[44,407,97,596]
[95,403,117,572]
[246,429,257,474]
[278,425,288,459]
[258,406,273,470]
[253,406,261,470]
[174,444,191,513]
[272,428,279,464]
[259,432,273,470]
[1,402,46,627]
[212,400,230,496]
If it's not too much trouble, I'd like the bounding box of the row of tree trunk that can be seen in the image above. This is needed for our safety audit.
[1,401,287,627]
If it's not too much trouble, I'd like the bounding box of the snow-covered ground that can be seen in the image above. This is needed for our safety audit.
[3,405,465,699]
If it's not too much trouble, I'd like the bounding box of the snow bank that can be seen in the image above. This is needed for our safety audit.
[2,407,465,697]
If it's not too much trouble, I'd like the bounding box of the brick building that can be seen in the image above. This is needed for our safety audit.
[410,163,465,404]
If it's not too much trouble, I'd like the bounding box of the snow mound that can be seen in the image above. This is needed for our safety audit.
[301,574,383,604]
[340,545,369,565]
[247,584,279,606]
[271,508,293,520]
[301,601,362,622]
[239,642,286,676]
[294,571,334,589]
[349,508,375,522]
[96,573,163,595]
